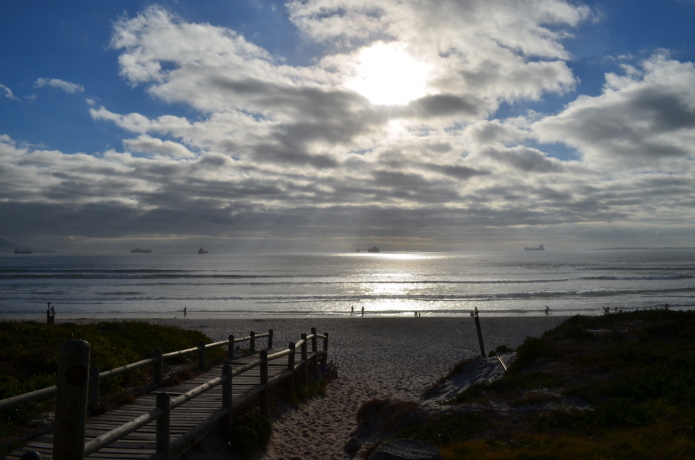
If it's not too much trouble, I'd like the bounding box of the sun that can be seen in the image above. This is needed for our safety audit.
[346,42,431,106]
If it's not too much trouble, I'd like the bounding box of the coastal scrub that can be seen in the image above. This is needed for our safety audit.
[402,310,695,459]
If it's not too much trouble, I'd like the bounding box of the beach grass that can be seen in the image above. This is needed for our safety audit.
[0,320,224,455]
[401,310,695,459]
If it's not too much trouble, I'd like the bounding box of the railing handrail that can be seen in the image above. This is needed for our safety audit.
[80,331,327,458]
[8,328,330,460]
[0,331,270,411]
[0,385,58,411]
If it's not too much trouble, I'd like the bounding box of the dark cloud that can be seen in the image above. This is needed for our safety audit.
[483,146,565,172]
[408,94,483,118]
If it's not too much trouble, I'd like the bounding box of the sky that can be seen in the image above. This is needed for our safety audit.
[1,0,694,253]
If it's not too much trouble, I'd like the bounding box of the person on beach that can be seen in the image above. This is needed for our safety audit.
[50,304,55,318]
[361,306,365,317]
[545,305,549,315]
[183,307,187,318]
[665,303,670,311]
[351,306,354,315]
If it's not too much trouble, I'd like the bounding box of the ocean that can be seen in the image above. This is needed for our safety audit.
[0,249,693,319]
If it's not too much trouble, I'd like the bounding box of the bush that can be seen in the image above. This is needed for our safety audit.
[227,409,272,458]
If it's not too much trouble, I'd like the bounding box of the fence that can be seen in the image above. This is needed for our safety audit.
[3,327,330,460]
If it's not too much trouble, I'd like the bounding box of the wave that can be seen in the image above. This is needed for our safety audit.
[5,286,694,305]
[582,275,693,281]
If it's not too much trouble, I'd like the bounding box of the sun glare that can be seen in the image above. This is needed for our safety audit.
[346,42,431,106]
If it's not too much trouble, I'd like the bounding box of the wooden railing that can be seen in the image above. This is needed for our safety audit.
[5,327,329,460]
[0,329,274,412]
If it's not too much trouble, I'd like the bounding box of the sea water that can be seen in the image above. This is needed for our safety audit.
[0,249,693,318]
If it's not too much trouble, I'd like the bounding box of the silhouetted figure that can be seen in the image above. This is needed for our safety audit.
[664,303,670,311]
[361,306,365,317]
[183,307,187,318]
[545,305,549,315]
[50,305,55,318]
[351,306,354,316]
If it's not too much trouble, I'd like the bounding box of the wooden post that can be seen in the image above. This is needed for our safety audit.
[53,340,90,460]
[46,310,51,324]
[286,342,295,396]
[322,332,329,367]
[474,308,486,358]
[154,349,163,386]
[300,333,308,387]
[268,329,273,349]
[198,341,206,371]
[222,365,232,433]
[310,327,319,381]
[260,350,269,417]
[88,366,99,408]
[250,331,255,354]
[156,392,171,460]
[228,334,235,360]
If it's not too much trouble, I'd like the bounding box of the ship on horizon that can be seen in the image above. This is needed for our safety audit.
[130,248,152,253]
[524,244,545,251]
[367,246,380,253]
[198,247,209,254]
[14,248,32,254]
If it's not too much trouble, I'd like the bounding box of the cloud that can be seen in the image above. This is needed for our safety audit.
[0,83,20,101]
[2,3,695,249]
[34,78,84,93]
[123,135,197,159]
[534,54,695,168]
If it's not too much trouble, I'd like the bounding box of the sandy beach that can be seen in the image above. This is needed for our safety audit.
[133,315,565,460]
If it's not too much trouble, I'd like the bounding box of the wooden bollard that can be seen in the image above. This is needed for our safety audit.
[198,341,206,370]
[88,366,99,408]
[300,333,308,387]
[286,342,295,396]
[322,332,329,368]
[250,331,255,354]
[222,365,233,433]
[156,392,171,460]
[474,308,486,358]
[154,349,163,385]
[54,340,90,460]
[260,350,269,417]
[310,327,319,381]
[228,334,235,360]
[268,329,273,349]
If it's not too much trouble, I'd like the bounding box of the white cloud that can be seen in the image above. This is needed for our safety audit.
[34,78,85,93]
[0,83,20,101]
[534,54,695,168]
[124,135,197,159]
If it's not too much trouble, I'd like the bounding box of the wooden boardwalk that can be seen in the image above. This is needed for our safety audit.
[7,347,299,460]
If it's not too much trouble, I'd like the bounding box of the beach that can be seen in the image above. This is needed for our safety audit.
[139,316,566,460]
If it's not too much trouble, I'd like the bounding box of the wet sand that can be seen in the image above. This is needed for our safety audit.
[141,316,566,460]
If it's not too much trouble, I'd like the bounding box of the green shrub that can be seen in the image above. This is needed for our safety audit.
[227,409,272,458]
